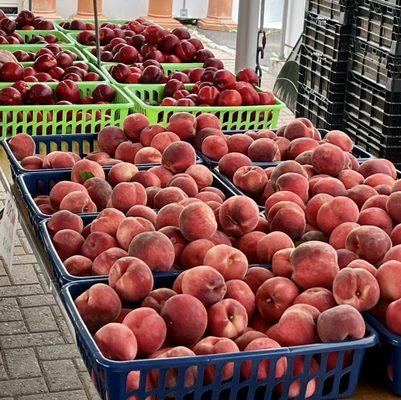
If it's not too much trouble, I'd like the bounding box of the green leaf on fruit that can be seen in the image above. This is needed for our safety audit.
[80,171,94,181]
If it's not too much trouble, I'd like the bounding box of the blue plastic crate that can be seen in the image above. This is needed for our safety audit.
[61,277,378,400]
[364,313,401,395]
[198,129,373,169]
[37,171,237,287]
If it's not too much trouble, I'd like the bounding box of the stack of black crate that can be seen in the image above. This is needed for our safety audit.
[295,0,356,129]
[344,0,401,166]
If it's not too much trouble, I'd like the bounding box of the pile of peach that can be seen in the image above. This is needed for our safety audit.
[73,238,369,398]
[8,113,220,170]
[84,25,211,65]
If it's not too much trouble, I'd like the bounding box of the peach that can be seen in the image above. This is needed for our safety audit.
[201,135,228,161]
[47,210,83,235]
[265,191,305,214]
[98,126,126,156]
[94,323,137,361]
[53,229,84,260]
[184,164,213,189]
[338,170,365,189]
[161,294,207,346]
[329,222,360,249]
[346,226,392,265]
[325,130,353,151]
[167,112,196,141]
[158,226,187,264]
[192,336,239,382]
[64,255,92,276]
[179,202,217,241]
[267,304,320,346]
[195,113,220,131]
[71,159,105,185]
[387,192,401,222]
[361,195,388,212]
[154,203,182,229]
[86,151,110,163]
[111,182,147,212]
[162,141,196,173]
[284,118,314,140]
[248,138,280,162]
[317,305,365,342]
[376,261,401,302]
[123,113,149,142]
[301,230,329,243]
[123,308,166,356]
[312,177,347,197]
[359,158,397,179]
[337,249,358,268]
[218,152,252,179]
[108,163,138,186]
[207,298,248,339]
[386,298,401,335]
[194,127,225,149]
[115,141,143,164]
[311,143,346,176]
[140,124,165,146]
[225,280,255,317]
[274,136,291,159]
[95,208,126,236]
[201,186,226,201]
[294,287,336,312]
[241,337,286,380]
[153,187,187,209]
[128,231,175,271]
[126,205,157,225]
[168,174,198,197]
[291,241,340,289]
[295,150,313,165]
[333,267,380,311]
[288,138,319,159]
[219,196,259,236]
[243,267,273,294]
[316,196,359,234]
[150,131,180,153]
[148,166,173,188]
[391,224,401,245]
[134,147,162,164]
[9,133,36,161]
[21,155,44,170]
[358,207,393,234]
[59,191,97,213]
[83,177,112,211]
[227,134,253,154]
[49,181,88,210]
[195,191,223,203]
[256,232,294,264]
[209,230,231,246]
[271,249,293,278]
[141,288,177,313]
[365,173,395,189]
[347,259,377,276]
[75,283,121,332]
[235,330,267,350]
[132,171,161,188]
[42,151,75,169]
[305,193,333,227]
[81,232,117,260]
[275,172,309,203]
[181,266,227,307]
[383,244,401,263]
[236,231,266,264]
[233,165,267,195]
[180,239,214,269]
[347,185,378,209]
[92,247,127,276]
[256,277,299,322]
[204,244,248,280]
[116,217,155,250]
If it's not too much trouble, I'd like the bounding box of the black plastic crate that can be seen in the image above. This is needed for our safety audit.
[355,0,401,55]
[299,44,349,101]
[306,0,357,25]
[296,83,345,129]
[303,11,354,61]
[345,71,401,141]
[344,114,401,165]
[350,38,401,91]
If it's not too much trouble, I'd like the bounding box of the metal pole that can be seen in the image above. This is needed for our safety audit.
[28,0,32,11]
[235,0,261,72]
[93,0,102,67]
[279,0,290,60]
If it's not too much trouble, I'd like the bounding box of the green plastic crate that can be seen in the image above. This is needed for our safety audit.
[0,44,88,61]
[125,84,286,130]
[101,63,203,86]
[0,82,134,139]
[6,30,73,45]
[54,19,128,32]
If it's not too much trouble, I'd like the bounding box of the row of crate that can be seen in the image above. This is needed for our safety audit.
[2,129,401,399]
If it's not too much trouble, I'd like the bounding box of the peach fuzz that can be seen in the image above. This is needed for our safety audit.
[180,239,214,270]
[219,196,259,237]
[291,241,339,289]
[236,231,267,264]
[312,177,347,197]
[347,259,377,276]
[128,231,175,272]
[84,178,112,211]
[359,158,397,179]
[233,165,268,195]
[265,191,305,214]
[317,305,366,342]
[162,141,196,173]
[347,184,378,209]
[111,182,147,212]
[150,131,180,153]
[74,283,121,332]
[9,133,36,161]
[123,308,166,356]
[257,231,294,264]
[148,166,173,188]
[333,268,380,311]
[126,205,157,226]
[196,191,223,204]
[201,135,228,161]
[195,113,220,132]
[316,196,359,234]
[141,288,177,314]
[284,118,314,141]
[305,193,333,227]
[92,247,128,276]
[95,208,126,236]
[161,294,207,346]
[140,124,165,146]
[346,225,392,265]
[154,203,183,230]
[287,137,318,159]
[108,163,138,186]
[64,255,92,276]
[134,147,162,164]
[168,174,198,197]
[270,160,308,185]
[98,126,126,156]
[218,153,252,179]
[116,217,155,251]
[376,261,401,302]
[123,113,149,142]
[42,152,75,169]
[115,141,143,164]
[248,138,280,162]
[361,194,389,211]
[59,191,97,214]
[227,134,254,153]
[145,187,161,208]
[225,280,255,317]
[358,207,393,234]
[181,266,227,307]
[194,127,225,149]
[53,229,84,261]
[329,222,360,250]
[204,244,248,280]
[256,277,299,322]
[49,181,88,210]
[243,267,273,294]
[201,186,226,201]
[158,226,187,264]
[47,210,83,235]
[207,298,248,339]
[241,337,286,380]
[294,287,336,312]
[365,173,395,188]
[338,170,364,189]
[311,143,346,176]
[185,164,213,189]
[71,159,105,185]
[192,336,239,382]
[167,112,197,141]
[81,232,117,260]
[275,172,309,203]
[272,248,294,278]
[153,187,187,209]
[21,155,44,170]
